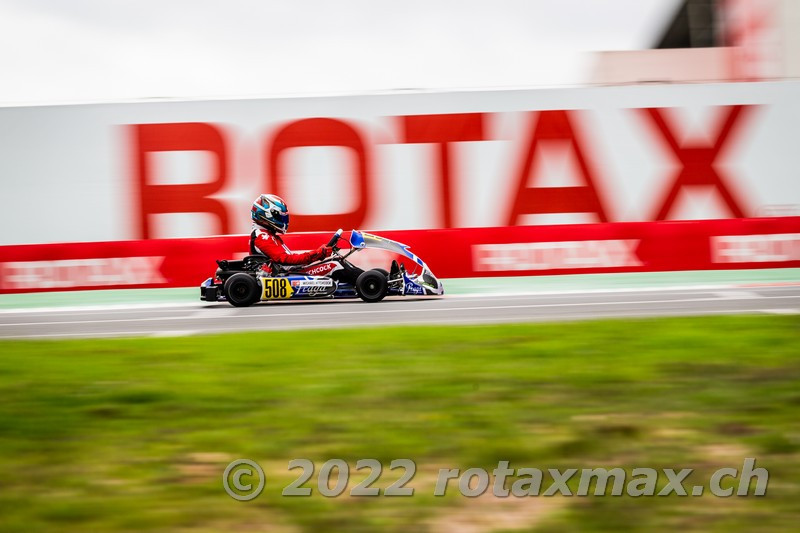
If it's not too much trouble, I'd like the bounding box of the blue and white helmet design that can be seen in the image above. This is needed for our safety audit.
[251,194,289,233]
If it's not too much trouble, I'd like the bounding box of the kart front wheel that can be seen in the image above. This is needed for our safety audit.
[224,273,261,307]
[356,270,388,302]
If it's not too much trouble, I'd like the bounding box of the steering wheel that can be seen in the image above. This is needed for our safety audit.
[327,228,344,249]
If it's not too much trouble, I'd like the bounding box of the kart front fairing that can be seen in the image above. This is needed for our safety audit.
[349,231,444,296]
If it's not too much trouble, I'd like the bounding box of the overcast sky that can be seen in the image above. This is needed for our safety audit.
[0,0,682,105]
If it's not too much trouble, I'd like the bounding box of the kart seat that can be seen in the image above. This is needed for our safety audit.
[216,255,271,272]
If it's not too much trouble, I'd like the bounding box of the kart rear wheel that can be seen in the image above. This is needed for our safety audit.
[356,270,388,302]
[224,273,261,307]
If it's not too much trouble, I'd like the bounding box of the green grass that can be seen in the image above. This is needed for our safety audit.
[0,316,798,532]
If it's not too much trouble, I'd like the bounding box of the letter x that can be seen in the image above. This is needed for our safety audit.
[658,468,692,496]
[543,468,577,496]
[640,105,753,221]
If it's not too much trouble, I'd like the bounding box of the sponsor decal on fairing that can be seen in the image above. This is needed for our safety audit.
[291,278,336,296]
[301,262,340,276]
[403,277,425,295]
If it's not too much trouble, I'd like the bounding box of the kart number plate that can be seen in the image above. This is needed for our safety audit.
[261,278,294,300]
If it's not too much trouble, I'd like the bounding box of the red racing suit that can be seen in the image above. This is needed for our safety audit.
[250,226,330,267]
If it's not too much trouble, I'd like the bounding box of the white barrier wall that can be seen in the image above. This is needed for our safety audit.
[1,81,798,245]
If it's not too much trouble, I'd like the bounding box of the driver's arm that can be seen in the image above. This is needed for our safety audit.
[255,234,330,265]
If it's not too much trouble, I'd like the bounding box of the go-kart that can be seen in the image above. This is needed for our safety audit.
[200,229,444,306]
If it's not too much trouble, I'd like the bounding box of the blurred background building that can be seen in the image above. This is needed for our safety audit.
[1,0,798,106]
[590,0,800,84]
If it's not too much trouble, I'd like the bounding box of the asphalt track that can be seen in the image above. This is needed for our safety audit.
[1,285,798,339]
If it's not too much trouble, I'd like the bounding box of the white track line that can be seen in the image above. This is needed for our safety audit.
[4,283,798,315]
[0,330,178,339]
[443,283,800,299]
[2,296,799,328]
[0,301,203,315]
[6,285,798,319]
[0,309,769,340]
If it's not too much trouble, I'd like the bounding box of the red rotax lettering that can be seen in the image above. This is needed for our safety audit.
[640,105,752,220]
[267,118,370,232]
[133,123,230,239]
[401,113,485,228]
[506,110,608,226]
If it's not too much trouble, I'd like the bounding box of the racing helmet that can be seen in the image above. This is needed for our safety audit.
[251,194,289,233]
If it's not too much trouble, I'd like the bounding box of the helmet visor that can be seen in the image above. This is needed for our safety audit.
[271,210,289,232]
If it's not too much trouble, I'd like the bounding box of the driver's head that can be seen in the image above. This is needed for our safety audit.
[251,194,289,233]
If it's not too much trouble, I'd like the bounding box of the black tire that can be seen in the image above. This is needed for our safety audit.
[374,268,389,277]
[356,270,388,302]
[224,273,261,307]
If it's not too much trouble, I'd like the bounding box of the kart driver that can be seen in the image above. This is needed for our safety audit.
[250,194,333,269]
